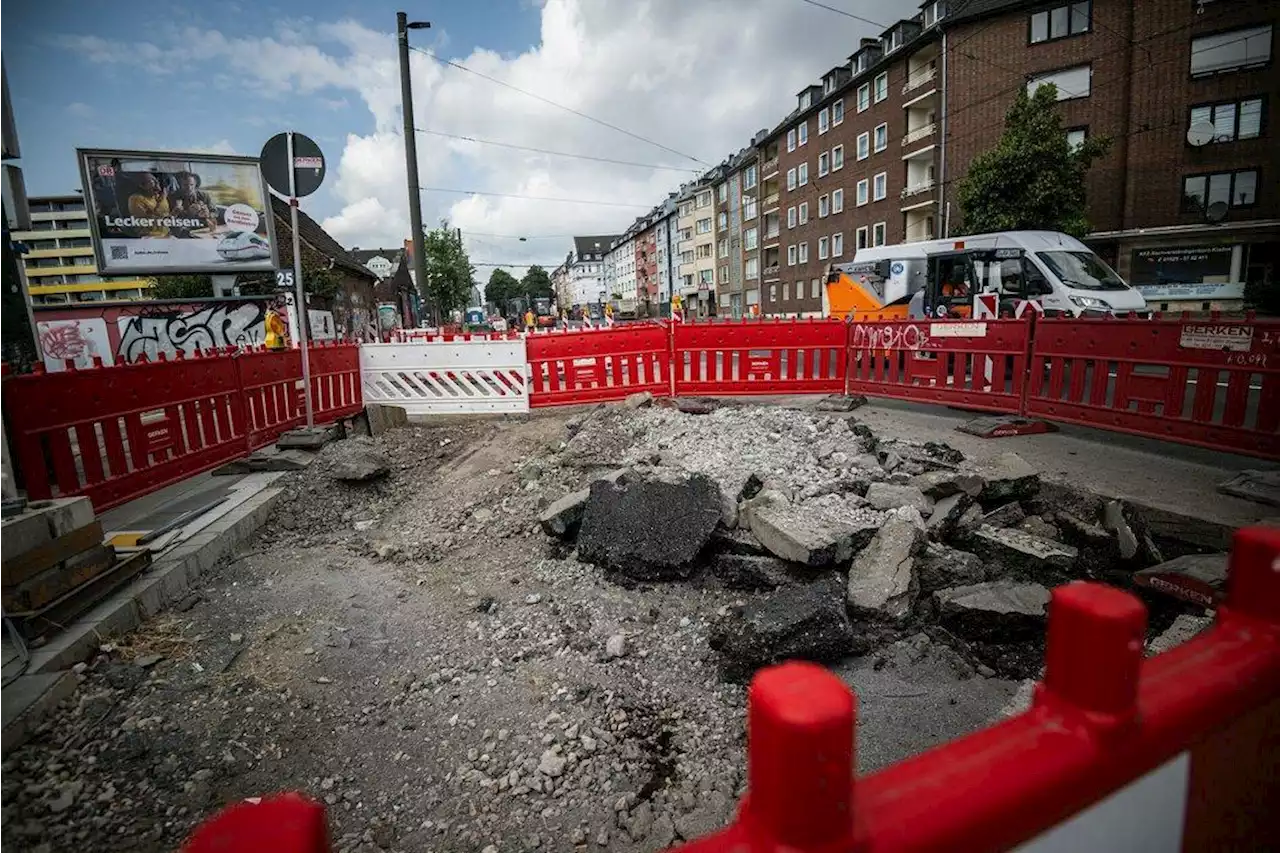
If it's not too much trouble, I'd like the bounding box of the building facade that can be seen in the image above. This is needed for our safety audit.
[561,235,618,307]
[351,247,404,281]
[15,194,151,304]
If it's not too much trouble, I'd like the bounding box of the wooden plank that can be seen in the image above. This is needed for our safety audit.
[2,544,115,612]
[12,550,152,640]
[1,521,105,587]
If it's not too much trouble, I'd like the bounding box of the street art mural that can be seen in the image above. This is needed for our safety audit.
[117,302,271,362]
[36,318,115,372]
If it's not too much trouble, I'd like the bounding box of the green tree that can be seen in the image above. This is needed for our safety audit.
[521,265,554,301]
[957,84,1111,238]
[422,221,475,318]
[485,268,521,308]
[148,274,214,299]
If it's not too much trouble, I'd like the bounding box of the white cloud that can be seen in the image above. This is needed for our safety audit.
[65,102,94,118]
[58,0,895,270]
[178,139,239,155]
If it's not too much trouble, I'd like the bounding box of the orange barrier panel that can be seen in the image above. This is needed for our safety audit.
[527,324,671,407]
[846,316,1033,413]
[1026,315,1280,459]
[673,319,847,397]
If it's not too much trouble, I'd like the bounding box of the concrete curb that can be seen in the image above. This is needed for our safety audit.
[2,479,285,754]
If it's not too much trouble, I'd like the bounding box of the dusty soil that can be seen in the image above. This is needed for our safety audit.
[1,406,1018,853]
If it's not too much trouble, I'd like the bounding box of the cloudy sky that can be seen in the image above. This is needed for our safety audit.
[5,0,892,274]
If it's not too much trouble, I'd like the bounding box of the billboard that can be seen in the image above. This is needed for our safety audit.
[77,148,279,275]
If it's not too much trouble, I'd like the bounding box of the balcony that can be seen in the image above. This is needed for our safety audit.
[900,179,936,198]
[764,226,780,240]
[763,192,780,210]
[902,123,936,146]
[761,156,779,178]
[901,64,936,95]
[762,264,780,279]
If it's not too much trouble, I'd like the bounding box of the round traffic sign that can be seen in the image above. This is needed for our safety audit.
[260,132,326,198]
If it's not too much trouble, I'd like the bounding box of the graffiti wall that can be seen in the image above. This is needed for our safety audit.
[32,298,336,371]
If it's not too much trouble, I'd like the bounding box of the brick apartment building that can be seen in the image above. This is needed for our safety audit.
[741,0,1277,316]
[709,143,762,317]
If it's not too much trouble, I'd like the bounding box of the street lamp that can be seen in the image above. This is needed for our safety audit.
[397,12,431,322]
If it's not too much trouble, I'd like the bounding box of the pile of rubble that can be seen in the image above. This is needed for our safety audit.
[539,396,1171,680]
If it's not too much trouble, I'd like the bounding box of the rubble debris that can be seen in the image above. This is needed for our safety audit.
[970,525,1077,578]
[277,425,339,451]
[916,543,988,593]
[604,634,628,660]
[743,493,881,567]
[976,452,1039,504]
[981,502,1026,529]
[1147,613,1213,657]
[710,554,797,591]
[847,507,925,621]
[1102,500,1139,560]
[664,397,720,415]
[362,403,410,437]
[624,391,654,409]
[537,470,629,539]
[329,447,391,483]
[709,574,856,676]
[1018,516,1060,541]
[925,493,973,541]
[911,469,985,499]
[864,483,933,514]
[814,394,867,412]
[576,473,722,580]
[934,581,1051,641]
[248,448,316,472]
[709,526,769,556]
[1133,553,1227,609]
[1217,469,1280,507]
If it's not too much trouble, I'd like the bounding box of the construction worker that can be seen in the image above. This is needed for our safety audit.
[671,293,684,323]
[524,308,536,333]
[604,302,615,327]
[264,305,288,349]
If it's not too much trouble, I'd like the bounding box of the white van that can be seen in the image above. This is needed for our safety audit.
[843,230,1148,318]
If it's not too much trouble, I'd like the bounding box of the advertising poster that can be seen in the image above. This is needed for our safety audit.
[77,148,279,275]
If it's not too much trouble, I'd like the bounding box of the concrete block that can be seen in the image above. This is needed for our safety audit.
[365,403,409,437]
[276,426,339,450]
[1,497,95,562]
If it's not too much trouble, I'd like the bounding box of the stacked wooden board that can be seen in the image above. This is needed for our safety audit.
[2,498,150,638]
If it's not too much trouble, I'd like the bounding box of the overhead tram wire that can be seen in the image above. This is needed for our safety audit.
[417,186,652,209]
[415,128,702,173]
[407,44,711,168]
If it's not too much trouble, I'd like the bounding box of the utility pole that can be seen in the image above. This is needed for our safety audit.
[397,12,430,323]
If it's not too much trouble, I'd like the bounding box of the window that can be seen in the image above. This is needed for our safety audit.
[743,196,758,219]
[745,227,758,250]
[717,212,728,229]
[718,238,730,258]
[697,191,711,207]
[718,183,728,202]
[1027,65,1092,100]
[696,217,712,234]
[856,179,869,206]
[874,72,888,103]
[857,83,870,112]
[783,282,790,301]
[700,269,714,286]
[818,236,830,260]
[799,202,809,224]
[769,283,778,302]
[746,258,760,280]
[787,128,797,152]
[1191,26,1272,77]
[872,223,887,246]
[819,108,830,134]
[1190,97,1265,143]
[856,226,869,249]
[681,250,695,264]
[810,278,820,299]
[798,121,809,145]
[832,232,844,257]
[798,242,809,263]
[819,194,830,218]
[832,144,845,170]
[1182,169,1259,211]
[788,206,798,228]
[857,132,870,160]
[1066,127,1087,151]
[833,98,845,125]
[873,172,887,201]
[832,188,845,213]
[696,244,713,259]
[788,245,798,265]
[680,203,692,217]
[874,123,888,152]
[798,163,809,185]
[744,165,758,189]
[787,168,798,191]
[1029,2,1090,44]
[818,152,830,176]
[719,264,730,283]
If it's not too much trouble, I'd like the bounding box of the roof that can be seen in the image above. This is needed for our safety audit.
[944,0,1025,25]
[573,235,620,258]
[375,255,414,302]
[350,247,404,264]
[269,195,376,282]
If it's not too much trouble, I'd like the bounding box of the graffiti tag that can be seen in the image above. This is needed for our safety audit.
[851,323,930,351]
[117,303,268,362]
[36,319,114,371]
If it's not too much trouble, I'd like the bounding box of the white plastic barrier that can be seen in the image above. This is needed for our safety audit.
[360,340,529,414]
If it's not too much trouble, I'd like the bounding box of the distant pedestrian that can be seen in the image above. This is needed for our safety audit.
[524,309,535,333]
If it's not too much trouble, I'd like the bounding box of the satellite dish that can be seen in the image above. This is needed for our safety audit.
[1186,120,1216,147]
[1205,201,1229,224]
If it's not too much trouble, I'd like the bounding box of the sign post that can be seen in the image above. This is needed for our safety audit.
[260,132,325,428]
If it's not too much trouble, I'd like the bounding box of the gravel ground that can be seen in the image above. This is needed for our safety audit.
[2,404,1018,853]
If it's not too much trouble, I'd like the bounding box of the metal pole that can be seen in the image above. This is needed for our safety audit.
[398,12,429,324]
[287,131,314,427]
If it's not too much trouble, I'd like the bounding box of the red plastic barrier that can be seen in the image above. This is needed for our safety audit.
[527,324,671,407]
[673,319,847,397]
[5,351,249,512]
[237,347,306,451]
[846,316,1033,413]
[1025,315,1280,459]
[305,342,364,424]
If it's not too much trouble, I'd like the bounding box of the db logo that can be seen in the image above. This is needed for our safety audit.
[97,165,116,177]
[891,262,905,275]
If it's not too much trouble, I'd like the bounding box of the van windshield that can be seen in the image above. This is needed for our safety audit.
[1037,251,1128,291]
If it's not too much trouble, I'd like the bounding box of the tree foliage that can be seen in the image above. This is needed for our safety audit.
[422,221,475,318]
[148,274,214,299]
[485,268,522,308]
[521,265,554,301]
[957,85,1111,238]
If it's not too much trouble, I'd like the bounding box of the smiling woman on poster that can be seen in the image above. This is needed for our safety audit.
[77,147,280,275]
